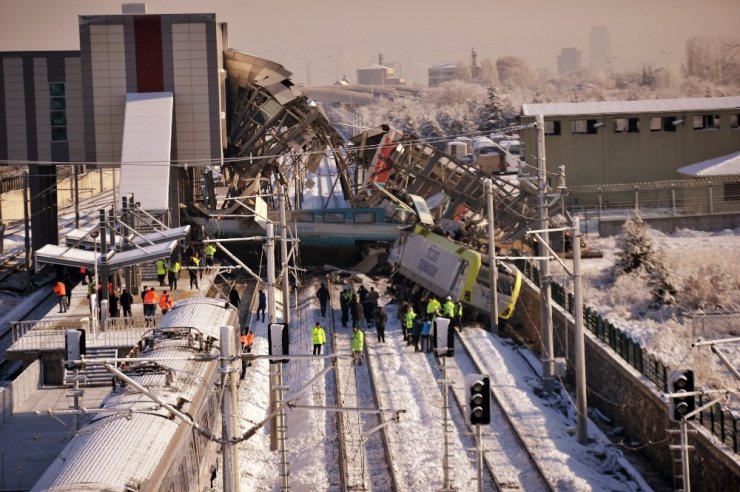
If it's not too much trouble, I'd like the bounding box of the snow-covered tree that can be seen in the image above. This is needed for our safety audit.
[613,211,676,306]
[477,86,515,133]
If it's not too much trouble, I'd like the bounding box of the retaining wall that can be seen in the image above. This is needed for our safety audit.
[509,276,740,489]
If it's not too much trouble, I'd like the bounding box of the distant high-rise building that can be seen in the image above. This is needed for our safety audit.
[589,26,611,71]
[557,47,582,75]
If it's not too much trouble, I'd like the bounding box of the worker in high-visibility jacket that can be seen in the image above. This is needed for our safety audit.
[351,326,365,365]
[143,287,159,326]
[442,296,455,318]
[403,306,417,343]
[426,296,441,318]
[312,322,326,355]
[204,243,217,272]
[155,258,167,286]
[167,260,181,290]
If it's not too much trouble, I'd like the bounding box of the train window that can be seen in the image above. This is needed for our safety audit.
[323,212,345,223]
[294,212,315,222]
[354,212,377,224]
[693,114,720,130]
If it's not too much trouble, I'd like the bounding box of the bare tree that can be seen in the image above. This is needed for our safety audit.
[495,56,531,89]
[684,36,740,85]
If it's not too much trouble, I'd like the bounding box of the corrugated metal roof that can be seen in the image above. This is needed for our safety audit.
[119,93,173,211]
[521,96,740,117]
[677,151,740,177]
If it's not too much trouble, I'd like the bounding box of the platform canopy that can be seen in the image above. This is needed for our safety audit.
[35,240,179,272]
[677,151,740,177]
[64,225,190,249]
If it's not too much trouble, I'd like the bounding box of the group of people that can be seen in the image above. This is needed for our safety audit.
[140,286,175,326]
[339,284,381,330]
[310,321,365,365]
[399,294,463,353]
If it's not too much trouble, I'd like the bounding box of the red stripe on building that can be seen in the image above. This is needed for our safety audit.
[134,16,164,92]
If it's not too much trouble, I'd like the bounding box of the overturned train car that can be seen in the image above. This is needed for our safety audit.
[389,225,522,320]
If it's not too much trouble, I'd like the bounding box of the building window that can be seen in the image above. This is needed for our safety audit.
[49,82,67,142]
[725,182,740,202]
[662,116,678,132]
[614,118,639,133]
[693,114,720,130]
[572,119,598,134]
[731,114,739,129]
[544,120,561,136]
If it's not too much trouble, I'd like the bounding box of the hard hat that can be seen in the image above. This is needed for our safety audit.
[445,296,451,300]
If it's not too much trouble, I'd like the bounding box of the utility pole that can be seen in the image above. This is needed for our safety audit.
[73,165,80,228]
[485,178,499,334]
[220,325,240,491]
[572,217,588,444]
[22,172,31,283]
[536,114,555,394]
[279,185,290,324]
[440,355,453,491]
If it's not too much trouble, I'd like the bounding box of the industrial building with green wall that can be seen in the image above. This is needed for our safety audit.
[519,97,740,188]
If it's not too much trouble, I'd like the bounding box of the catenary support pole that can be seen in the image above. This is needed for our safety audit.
[22,172,31,284]
[73,165,80,228]
[485,178,499,334]
[278,360,290,491]
[476,424,483,492]
[267,223,278,452]
[279,185,290,325]
[220,325,240,492]
[441,355,453,491]
[573,217,588,444]
[536,114,555,394]
[681,419,691,492]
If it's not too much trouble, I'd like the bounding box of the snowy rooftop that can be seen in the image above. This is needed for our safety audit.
[677,151,740,177]
[521,95,740,117]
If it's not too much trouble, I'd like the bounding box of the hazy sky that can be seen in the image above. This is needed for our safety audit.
[1,0,738,86]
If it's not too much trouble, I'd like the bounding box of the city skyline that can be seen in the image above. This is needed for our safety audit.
[1,0,738,86]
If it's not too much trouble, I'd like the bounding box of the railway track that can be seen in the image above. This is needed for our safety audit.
[328,279,398,491]
[445,328,555,491]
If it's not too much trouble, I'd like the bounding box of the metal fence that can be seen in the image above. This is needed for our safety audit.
[10,316,159,352]
[566,176,740,222]
[516,259,740,454]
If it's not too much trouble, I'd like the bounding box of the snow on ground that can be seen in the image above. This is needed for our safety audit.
[235,278,653,491]
[574,226,740,408]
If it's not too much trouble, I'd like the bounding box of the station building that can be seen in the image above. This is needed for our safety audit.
[519,97,740,188]
[0,6,227,248]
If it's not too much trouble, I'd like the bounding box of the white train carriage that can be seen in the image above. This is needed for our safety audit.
[32,297,238,492]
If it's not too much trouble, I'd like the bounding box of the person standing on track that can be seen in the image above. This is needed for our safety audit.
[351,326,365,365]
[316,282,330,317]
[143,287,158,326]
[204,243,217,273]
[376,304,387,343]
[403,304,416,343]
[168,259,180,290]
[257,289,266,322]
[188,254,200,289]
[312,321,326,355]
[340,288,352,327]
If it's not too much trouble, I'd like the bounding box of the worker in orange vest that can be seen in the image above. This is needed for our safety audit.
[240,327,255,378]
[53,280,67,313]
[159,290,174,315]
[143,287,159,326]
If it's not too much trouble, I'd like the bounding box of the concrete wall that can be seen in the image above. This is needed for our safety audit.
[510,275,740,490]
[0,360,39,424]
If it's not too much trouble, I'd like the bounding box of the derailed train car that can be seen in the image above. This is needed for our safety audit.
[389,225,522,320]
[32,298,239,492]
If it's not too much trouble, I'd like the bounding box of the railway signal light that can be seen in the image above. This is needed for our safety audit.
[667,369,695,422]
[465,374,491,425]
[268,323,289,364]
[433,317,454,357]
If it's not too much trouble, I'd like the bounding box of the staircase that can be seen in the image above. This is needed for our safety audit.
[64,347,118,388]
